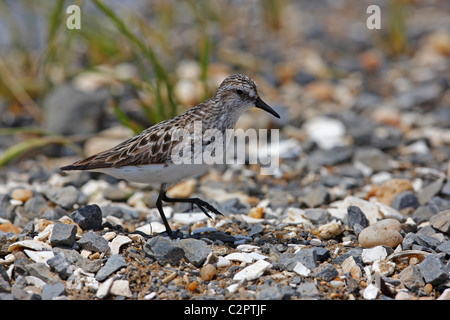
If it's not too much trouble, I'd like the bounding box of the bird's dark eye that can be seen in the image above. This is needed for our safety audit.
[236,89,244,95]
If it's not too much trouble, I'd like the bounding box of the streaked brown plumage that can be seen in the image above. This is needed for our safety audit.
[61,74,280,237]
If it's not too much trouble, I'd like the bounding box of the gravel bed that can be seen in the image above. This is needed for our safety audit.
[0,147,449,301]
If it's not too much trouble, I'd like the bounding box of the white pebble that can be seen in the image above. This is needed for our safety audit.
[24,249,54,265]
[437,288,450,300]
[293,262,311,276]
[217,256,231,268]
[102,231,117,241]
[144,292,157,300]
[303,116,346,150]
[363,283,379,300]
[224,252,254,264]
[233,260,272,282]
[362,246,388,263]
[135,222,166,235]
[110,279,132,298]
[226,283,240,294]
[96,277,114,299]
[236,244,259,252]
[109,235,132,255]
[8,239,52,252]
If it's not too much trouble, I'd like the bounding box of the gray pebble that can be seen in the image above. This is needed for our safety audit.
[415,234,440,250]
[43,83,109,136]
[418,254,449,285]
[354,147,390,172]
[41,282,66,300]
[297,282,319,298]
[256,284,283,300]
[441,180,450,196]
[302,186,330,208]
[0,194,14,221]
[46,185,80,209]
[248,224,264,237]
[313,263,338,282]
[23,195,47,217]
[24,263,61,285]
[278,248,317,271]
[413,205,439,224]
[304,208,329,226]
[47,253,73,280]
[50,222,77,248]
[144,236,184,266]
[103,186,128,201]
[398,265,424,293]
[0,293,13,300]
[179,238,211,267]
[76,257,103,274]
[391,191,420,210]
[77,231,109,253]
[313,247,330,262]
[95,254,127,282]
[347,205,369,230]
[0,265,11,293]
[402,232,418,250]
[418,178,444,204]
[102,205,139,221]
[71,204,103,230]
[430,210,450,234]
[307,146,353,168]
[436,240,450,255]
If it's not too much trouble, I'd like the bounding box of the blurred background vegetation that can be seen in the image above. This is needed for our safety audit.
[0,0,448,168]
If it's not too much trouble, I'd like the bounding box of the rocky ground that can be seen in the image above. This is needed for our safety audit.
[0,1,450,301]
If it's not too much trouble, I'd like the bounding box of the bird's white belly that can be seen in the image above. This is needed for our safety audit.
[92,163,209,184]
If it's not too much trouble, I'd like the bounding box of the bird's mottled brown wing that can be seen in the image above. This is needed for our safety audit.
[60,122,177,171]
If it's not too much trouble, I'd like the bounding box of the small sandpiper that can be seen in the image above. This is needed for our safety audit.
[61,74,280,238]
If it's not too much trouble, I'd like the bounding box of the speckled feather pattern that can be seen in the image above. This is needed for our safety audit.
[61,74,260,171]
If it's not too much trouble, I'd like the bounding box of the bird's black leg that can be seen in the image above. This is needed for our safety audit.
[156,189,174,238]
[161,192,223,218]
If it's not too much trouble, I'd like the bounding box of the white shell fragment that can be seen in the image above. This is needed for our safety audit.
[110,279,133,298]
[362,246,388,264]
[233,259,272,282]
[8,240,52,252]
[109,235,132,255]
[135,222,166,235]
[24,249,55,265]
[363,283,379,300]
[293,262,311,276]
[224,252,254,264]
[96,277,114,299]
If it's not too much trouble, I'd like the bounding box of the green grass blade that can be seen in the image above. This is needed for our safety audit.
[91,0,177,120]
[0,136,84,167]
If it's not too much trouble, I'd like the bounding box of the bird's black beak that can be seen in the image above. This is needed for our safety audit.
[255,96,280,118]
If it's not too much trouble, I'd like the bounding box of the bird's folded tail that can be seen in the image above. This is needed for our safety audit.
[60,154,107,171]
